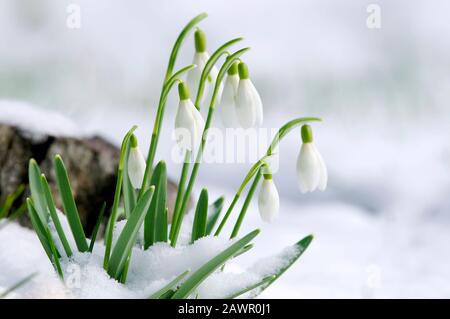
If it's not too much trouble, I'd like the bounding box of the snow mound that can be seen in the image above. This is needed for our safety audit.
[1,212,292,299]
[58,234,289,299]
[0,100,84,138]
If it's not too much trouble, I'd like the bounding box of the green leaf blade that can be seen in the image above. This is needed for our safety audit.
[28,159,49,224]
[224,275,275,299]
[88,202,106,252]
[53,155,88,252]
[122,141,137,219]
[205,196,224,235]
[148,270,189,299]
[144,161,167,249]
[103,125,138,269]
[191,189,208,243]
[172,229,260,299]
[0,273,37,299]
[108,186,155,279]
[40,174,73,257]
[253,235,314,297]
[26,198,52,260]
[0,184,25,219]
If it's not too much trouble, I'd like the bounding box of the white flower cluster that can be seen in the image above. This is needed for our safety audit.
[128,28,327,227]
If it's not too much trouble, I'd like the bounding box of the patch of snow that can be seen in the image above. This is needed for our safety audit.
[0,100,85,138]
[0,205,304,299]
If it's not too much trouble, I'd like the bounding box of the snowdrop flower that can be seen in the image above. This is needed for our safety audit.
[235,62,263,128]
[219,61,239,127]
[258,169,279,223]
[186,28,219,103]
[128,134,146,189]
[174,82,205,152]
[296,124,328,193]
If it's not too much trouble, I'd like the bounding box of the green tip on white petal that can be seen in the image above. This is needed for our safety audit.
[227,61,239,75]
[178,82,190,100]
[194,28,206,52]
[301,124,313,143]
[261,163,273,180]
[238,62,249,79]
[130,134,138,148]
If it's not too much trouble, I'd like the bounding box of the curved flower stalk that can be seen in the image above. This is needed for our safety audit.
[170,48,251,246]
[235,62,263,128]
[174,82,205,152]
[296,124,328,193]
[170,38,245,242]
[258,166,279,223]
[214,117,323,239]
[139,13,208,194]
[186,29,220,104]
[219,61,240,127]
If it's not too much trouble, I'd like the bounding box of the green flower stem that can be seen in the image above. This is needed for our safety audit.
[228,117,323,239]
[171,48,250,247]
[139,65,195,199]
[103,126,137,270]
[214,195,239,236]
[169,41,244,244]
[138,14,207,199]
[230,171,261,239]
[214,156,271,236]
[169,151,190,239]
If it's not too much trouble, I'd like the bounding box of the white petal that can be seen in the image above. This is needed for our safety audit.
[128,147,146,189]
[190,104,205,150]
[219,74,239,127]
[248,80,263,126]
[312,144,328,191]
[236,79,257,128]
[258,179,280,223]
[187,52,212,104]
[296,143,320,193]
[175,99,197,151]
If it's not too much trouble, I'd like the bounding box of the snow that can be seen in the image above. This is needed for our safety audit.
[0,100,85,138]
[1,211,295,299]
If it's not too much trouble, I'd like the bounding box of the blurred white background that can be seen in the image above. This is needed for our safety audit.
[1,0,450,298]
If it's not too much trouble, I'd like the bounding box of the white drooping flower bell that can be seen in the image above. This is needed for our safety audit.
[235,62,263,128]
[296,124,328,193]
[128,134,147,189]
[219,61,240,127]
[258,170,280,223]
[174,81,205,152]
[186,28,219,104]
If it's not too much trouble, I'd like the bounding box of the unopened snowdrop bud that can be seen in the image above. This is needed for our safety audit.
[258,171,280,223]
[128,134,146,189]
[219,61,240,127]
[296,125,328,193]
[186,28,219,103]
[235,62,263,128]
[174,82,205,151]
